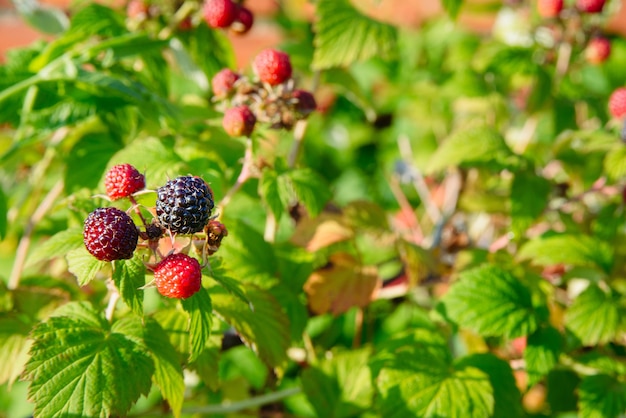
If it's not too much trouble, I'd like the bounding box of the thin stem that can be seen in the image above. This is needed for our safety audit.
[302,332,318,365]
[218,137,254,208]
[286,70,320,168]
[8,180,64,289]
[397,135,442,225]
[387,176,423,244]
[105,279,120,322]
[263,209,277,243]
[352,307,363,349]
[180,387,302,415]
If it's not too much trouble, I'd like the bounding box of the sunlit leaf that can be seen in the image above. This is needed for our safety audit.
[302,348,373,418]
[112,255,145,316]
[565,284,622,346]
[455,353,523,418]
[524,326,562,387]
[517,234,614,274]
[212,286,290,370]
[24,302,153,418]
[426,125,514,174]
[313,0,397,69]
[604,145,626,181]
[578,374,626,418]
[304,252,381,315]
[180,288,213,362]
[440,265,538,339]
[66,247,107,286]
[0,314,32,387]
[142,319,184,418]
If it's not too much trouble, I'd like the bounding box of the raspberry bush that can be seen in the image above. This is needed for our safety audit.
[1,0,626,417]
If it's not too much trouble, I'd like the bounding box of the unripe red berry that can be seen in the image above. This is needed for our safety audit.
[608,87,626,119]
[211,68,240,98]
[585,36,611,65]
[126,0,149,19]
[576,0,606,13]
[223,106,256,137]
[253,48,292,86]
[153,253,202,299]
[105,164,145,200]
[537,0,563,18]
[203,0,237,28]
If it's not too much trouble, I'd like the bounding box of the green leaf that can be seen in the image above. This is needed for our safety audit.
[302,348,373,418]
[28,228,83,266]
[107,137,186,189]
[212,286,290,370]
[578,374,626,418]
[0,314,32,387]
[0,186,6,239]
[604,146,626,181]
[441,0,463,19]
[455,353,523,418]
[177,24,235,83]
[287,168,332,217]
[65,132,122,193]
[189,338,221,391]
[142,319,184,418]
[565,284,622,346]
[66,247,107,286]
[217,219,277,281]
[517,234,614,274]
[152,309,190,361]
[524,326,562,387]
[68,3,126,37]
[426,125,514,174]
[180,287,213,362]
[510,171,551,239]
[15,1,69,35]
[440,265,538,338]
[376,360,493,418]
[24,302,153,418]
[207,266,250,307]
[313,0,397,69]
[259,169,283,219]
[112,255,145,316]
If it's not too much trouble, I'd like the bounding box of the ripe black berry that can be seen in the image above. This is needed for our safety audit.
[156,176,214,234]
[83,207,139,261]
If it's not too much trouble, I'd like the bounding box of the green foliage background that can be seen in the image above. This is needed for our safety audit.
[1,0,626,417]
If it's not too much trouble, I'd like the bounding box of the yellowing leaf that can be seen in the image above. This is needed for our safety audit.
[291,214,354,252]
[304,253,381,315]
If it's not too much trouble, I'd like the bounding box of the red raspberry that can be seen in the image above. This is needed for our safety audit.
[609,87,626,119]
[292,89,317,116]
[211,68,240,98]
[585,36,611,65]
[83,207,139,261]
[105,163,145,200]
[253,49,292,86]
[231,6,254,35]
[153,253,202,299]
[203,0,237,28]
[537,0,563,18]
[576,0,605,13]
[222,106,256,137]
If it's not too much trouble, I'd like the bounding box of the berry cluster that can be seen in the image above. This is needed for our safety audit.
[82,164,228,299]
[203,0,253,34]
[213,49,317,136]
[535,0,611,65]
[125,0,253,35]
